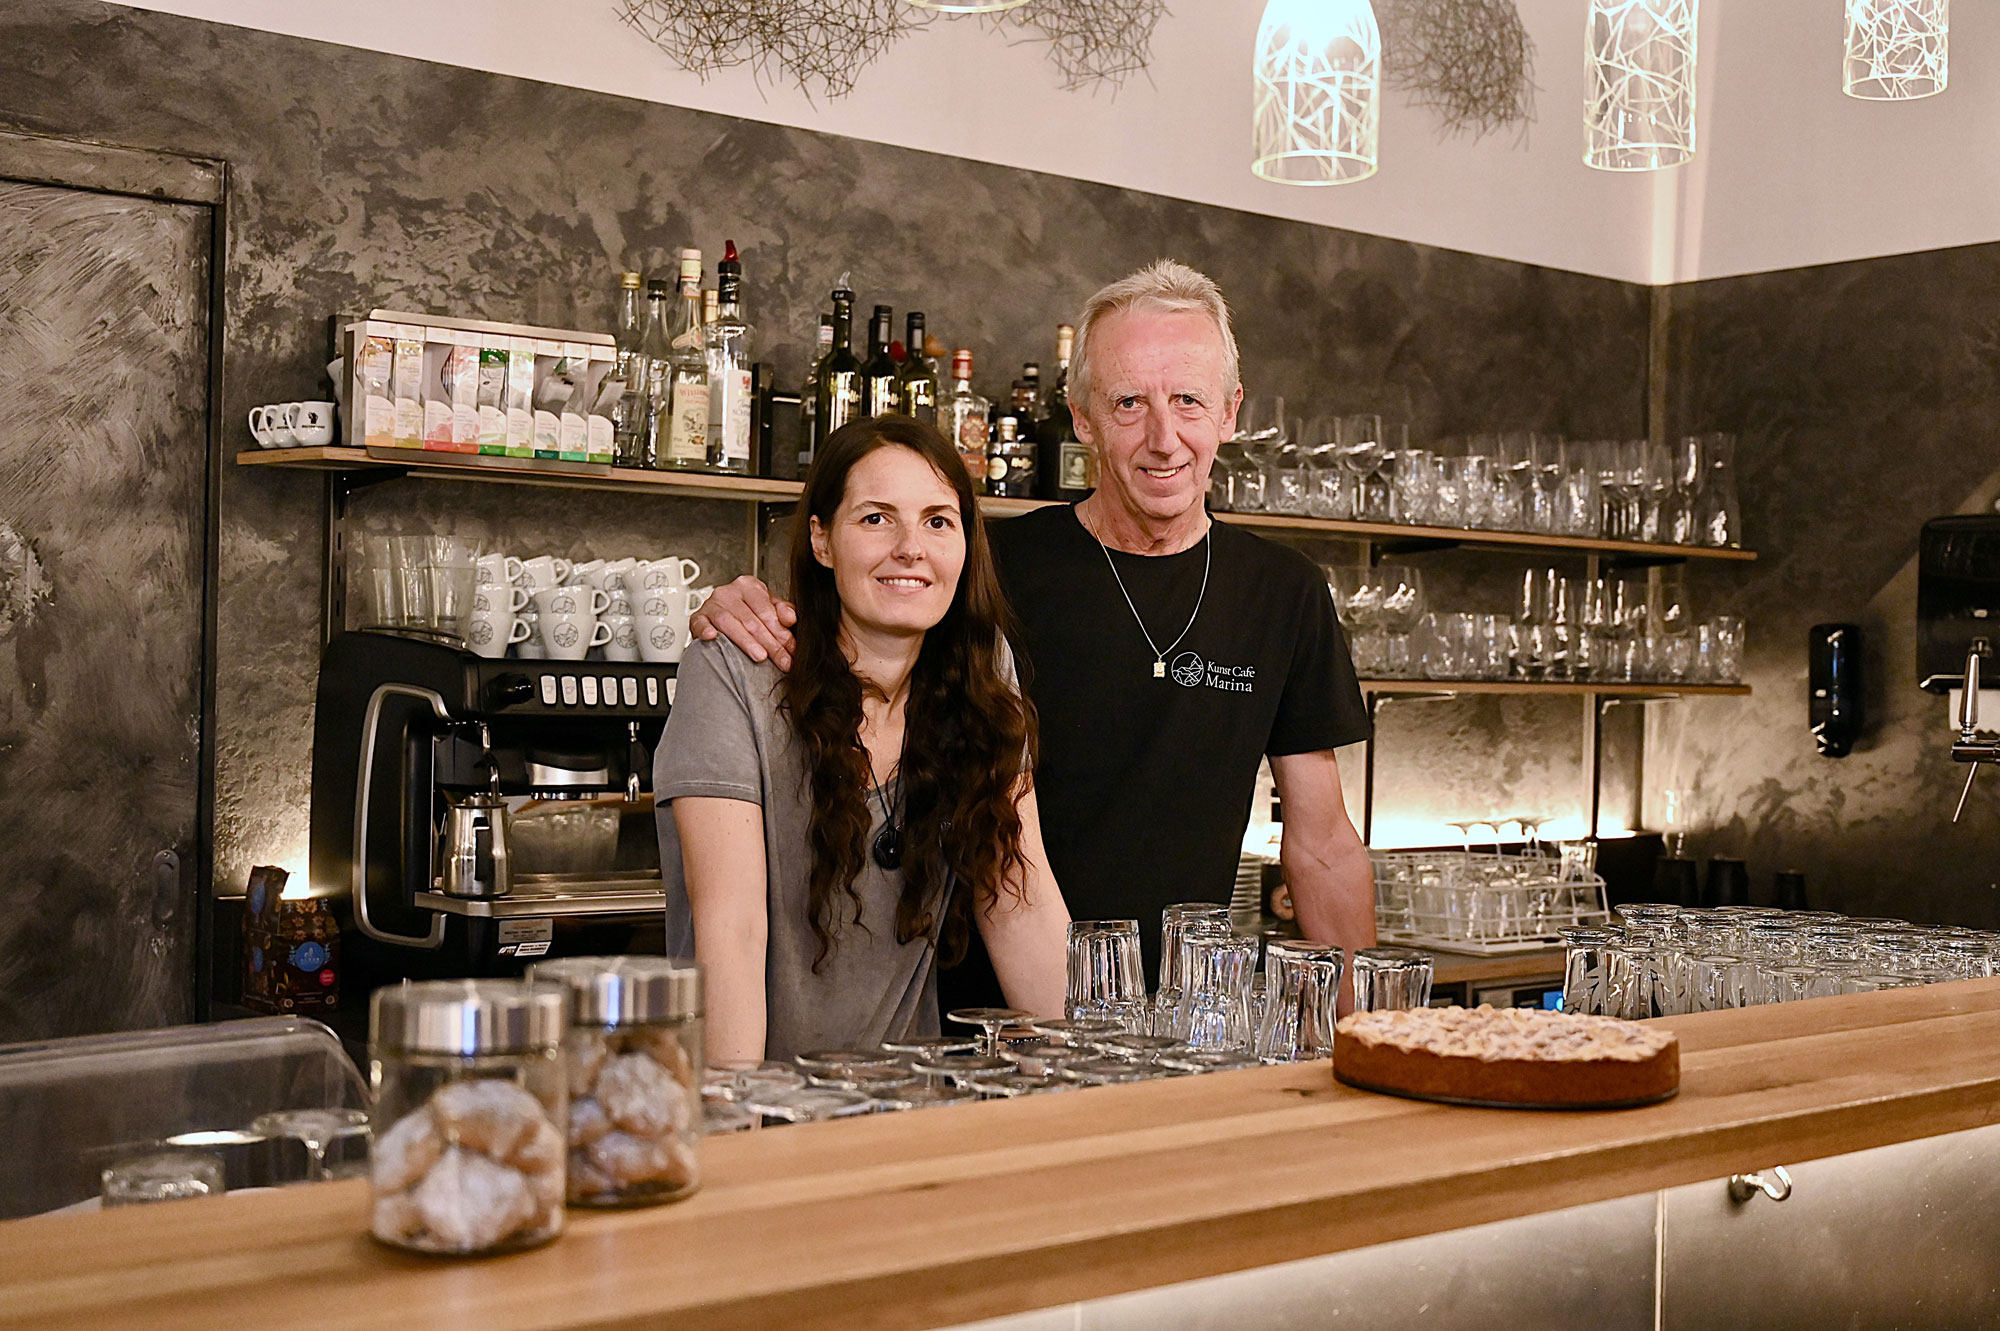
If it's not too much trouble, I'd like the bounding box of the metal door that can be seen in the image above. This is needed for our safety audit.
[0,132,220,1040]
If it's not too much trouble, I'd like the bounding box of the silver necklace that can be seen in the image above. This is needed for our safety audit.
[1091,521,1212,679]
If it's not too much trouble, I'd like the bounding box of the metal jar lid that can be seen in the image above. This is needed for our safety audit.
[371,979,569,1056]
[528,955,703,1025]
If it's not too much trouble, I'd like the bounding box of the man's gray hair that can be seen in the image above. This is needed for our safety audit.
[1069,259,1241,408]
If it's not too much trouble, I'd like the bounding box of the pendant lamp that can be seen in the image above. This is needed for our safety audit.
[1251,0,1381,186]
[1844,0,1947,100]
[1584,0,1699,171]
[905,0,1030,11]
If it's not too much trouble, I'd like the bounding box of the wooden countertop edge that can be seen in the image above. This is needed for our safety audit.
[8,983,2000,1331]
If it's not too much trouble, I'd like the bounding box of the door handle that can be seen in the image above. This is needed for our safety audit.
[151,849,181,927]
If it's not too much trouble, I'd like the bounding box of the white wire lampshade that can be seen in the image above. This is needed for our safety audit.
[1845,0,1948,100]
[905,0,1030,11]
[1584,0,1698,172]
[1251,0,1381,186]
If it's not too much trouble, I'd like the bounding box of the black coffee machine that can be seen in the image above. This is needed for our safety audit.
[309,631,675,1022]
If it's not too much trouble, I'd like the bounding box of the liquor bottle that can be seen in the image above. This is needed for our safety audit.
[1019,363,1042,428]
[705,239,754,475]
[610,271,647,468]
[989,415,1037,498]
[658,248,710,470]
[1036,323,1089,501]
[939,349,990,494]
[702,287,718,332]
[798,313,833,471]
[998,370,1038,450]
[896,311,936,422]
[811,281,862,458]
[862,304,899,417]
[637,277,675,470]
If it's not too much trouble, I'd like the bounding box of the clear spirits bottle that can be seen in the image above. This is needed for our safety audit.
[705,240,754,475]
[610,271,646,468]
[659,248,710,470]
[939,349,990,494]
[637,277,674,470]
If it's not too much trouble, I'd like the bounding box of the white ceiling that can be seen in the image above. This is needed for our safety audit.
[112,0,2000,286]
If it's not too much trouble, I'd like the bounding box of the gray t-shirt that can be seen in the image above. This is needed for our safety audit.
[653,639,945,1061]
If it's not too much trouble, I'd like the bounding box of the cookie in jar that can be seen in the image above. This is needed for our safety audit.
[368,979,568,1255]
[530,956,702,1207]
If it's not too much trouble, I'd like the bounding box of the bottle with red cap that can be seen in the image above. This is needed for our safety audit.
[704,239,754,474]
[939,349,990,494]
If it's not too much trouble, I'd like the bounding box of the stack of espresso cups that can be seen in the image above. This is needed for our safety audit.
[467,552,711,663]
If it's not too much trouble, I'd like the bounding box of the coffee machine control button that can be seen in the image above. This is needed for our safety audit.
[582,676,600,707]
[561,676,580,706]
[490,674,536,709]
[645,677,660,707]
[601,675,619,706]
[539,675,559,706]
[621,678,639,707]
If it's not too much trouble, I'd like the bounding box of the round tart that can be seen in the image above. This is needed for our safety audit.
[1333,1005,1679,1109]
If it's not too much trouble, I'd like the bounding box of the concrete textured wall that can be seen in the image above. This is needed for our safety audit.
[0,2,1649,907]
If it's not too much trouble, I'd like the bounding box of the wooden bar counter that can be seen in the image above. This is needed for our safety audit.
[8,980,2000,1331]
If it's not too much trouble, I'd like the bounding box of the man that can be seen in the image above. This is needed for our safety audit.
[692,260,1376,996]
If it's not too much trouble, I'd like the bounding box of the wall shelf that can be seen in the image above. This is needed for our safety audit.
[1361,679,1750,699]
[236,451,1758,563]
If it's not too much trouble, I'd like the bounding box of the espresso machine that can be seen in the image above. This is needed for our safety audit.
[309,631,676,1017]
[1916,516,2000,817]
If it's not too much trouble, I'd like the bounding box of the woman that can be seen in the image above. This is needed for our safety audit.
[654,415,1070,1064]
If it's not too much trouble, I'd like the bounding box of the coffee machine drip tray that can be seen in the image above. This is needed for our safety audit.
[415,871,666,918]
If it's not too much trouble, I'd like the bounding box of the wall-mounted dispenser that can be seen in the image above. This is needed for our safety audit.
[1809,623,1862,758]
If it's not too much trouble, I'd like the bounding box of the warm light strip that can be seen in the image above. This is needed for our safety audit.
[1844,0,1947,100]
[1251,0,1381,186]
[905,0,1030,12]
[1584,0,1698,171]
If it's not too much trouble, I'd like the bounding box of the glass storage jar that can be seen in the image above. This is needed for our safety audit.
[368,979,569,1255]
[531,956,702,1207]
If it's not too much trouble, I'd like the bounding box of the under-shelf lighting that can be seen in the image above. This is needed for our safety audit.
[1584,0,1699,171]
[905,0,1029,12]
[1844,0,1948,100]
[1251,0,1381,186]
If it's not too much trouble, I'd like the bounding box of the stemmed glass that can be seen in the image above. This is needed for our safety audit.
[1335,414,1385,519]
[1638,440,1675,543]
[1526,433,1563,535]
[1668,435,1704,545]
[1694,432,1742,548]
[1489,431,1533,532]
[946,1007,1033,1057]
[1457,451,1495,530]
[1556,440,1600,536]
[1374,563,1426,676]
[1329,566,1386,674]
[250,1108,371,1184]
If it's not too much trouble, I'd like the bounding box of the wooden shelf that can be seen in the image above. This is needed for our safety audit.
[235,450,1757,562]
[1361,678,1751,698]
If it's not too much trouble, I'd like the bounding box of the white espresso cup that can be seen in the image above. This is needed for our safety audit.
[248,403,295,448]
[600,557,640,590]
[601,612,640,662]
[472,583,530,615]
[542,610,612,661]
[635,556,702,593]
[518,555,573,595]
[475,553,526,588]
[534,584,610,618]
[466,612,531,659]
[569,558,609,588]
[636,586,711,664]
[517,611,544,659]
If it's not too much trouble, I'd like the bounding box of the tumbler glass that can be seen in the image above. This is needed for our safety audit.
[1157,905,1231,1038]
[1350,946,1433,1012]
[1174,933,1259,1052]
[1255,940,1344,1062]
[102,1151,226,1207]
[1066,920,1147,1032]
[1560,925,1620,1015]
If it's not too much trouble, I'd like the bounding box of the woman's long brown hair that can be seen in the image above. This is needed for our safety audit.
[779,414,1037,972]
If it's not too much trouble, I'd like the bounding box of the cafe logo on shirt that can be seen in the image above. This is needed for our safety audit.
[1171,651,1256,694]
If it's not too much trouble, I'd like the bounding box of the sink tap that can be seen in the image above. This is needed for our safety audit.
[1951,645,2000,820]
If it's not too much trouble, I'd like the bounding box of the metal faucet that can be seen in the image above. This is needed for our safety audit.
[1951,643,2000,821]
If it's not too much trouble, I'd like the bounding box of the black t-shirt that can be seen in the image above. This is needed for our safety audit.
[942,503,1371,1006]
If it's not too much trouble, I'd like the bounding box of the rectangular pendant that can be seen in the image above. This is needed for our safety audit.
[1154,661,1165,678]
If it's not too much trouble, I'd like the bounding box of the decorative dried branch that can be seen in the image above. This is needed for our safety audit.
[1377,0,1535,141]
[996,0,1169,92]
[617,0,931,100]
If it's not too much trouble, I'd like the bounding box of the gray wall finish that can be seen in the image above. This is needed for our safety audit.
[0,1,1650,910]
[1660,246,2000,924]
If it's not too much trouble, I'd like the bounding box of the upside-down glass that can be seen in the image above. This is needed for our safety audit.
[1157,905,1232,1038]
[1560,926,1620,1015]
[1066,920,1146,1032]
[1350,946,1433,1012]
[1175,933,1259,1052]
[1256,940,1344,1062]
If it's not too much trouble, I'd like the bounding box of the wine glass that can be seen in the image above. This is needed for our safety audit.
[1639,440,1675,543]
[947,1007,1034,1057]
[1335,414,1384,515]
[250,1108,371,1184]
[1373,563,1426,676]
[1328,565,1385,674]
[1526,432,1563,534]
[1490,431,1533,532]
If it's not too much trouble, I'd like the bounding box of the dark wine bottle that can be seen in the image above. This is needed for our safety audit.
[812,282,862,457]
[862,304,899,417]
[1035,323,1088,501]
[896,311,936,423]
